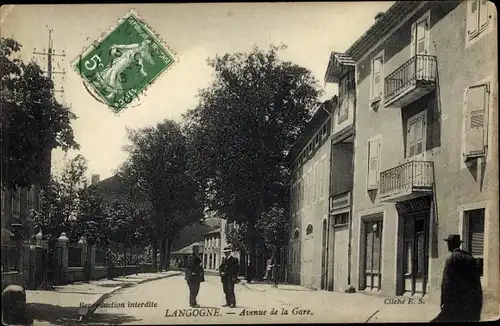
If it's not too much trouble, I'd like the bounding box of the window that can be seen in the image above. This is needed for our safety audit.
[463,208,485,276]
[367,137,381,190]
[306,224,313,235]
[464,83,489,159]
[407,111,427,158]
[315,133,320,147]
[371,54,383,102]
[338,75,350,123]
[321,123,328,138]
[468,0,490,40]
[411,13,430,57]
[333,212,349,226]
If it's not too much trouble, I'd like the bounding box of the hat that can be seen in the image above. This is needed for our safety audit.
[443,234,462,243]
[223,246,232,253]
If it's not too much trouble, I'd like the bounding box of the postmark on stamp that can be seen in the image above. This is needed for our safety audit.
[72,10,177,113]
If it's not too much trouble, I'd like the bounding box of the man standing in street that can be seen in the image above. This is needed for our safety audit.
[219,246,239,308]
[185,245,204,308]
[432,234,482,322]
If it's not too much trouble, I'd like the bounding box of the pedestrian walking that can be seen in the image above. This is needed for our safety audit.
[185,245,204,308]
[219,246,239,308]
[431,234,482,322]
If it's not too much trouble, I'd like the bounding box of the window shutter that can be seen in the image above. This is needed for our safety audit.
[416,19,428,55]
[410,22,417,57]
[407,121,416,157]
[368,139,380,189]
[465,85,487,158]
[468,0,479,37]
[468,210,485,257]
[479,0,489,29]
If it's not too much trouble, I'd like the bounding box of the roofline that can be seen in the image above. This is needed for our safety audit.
[345,1,425,60]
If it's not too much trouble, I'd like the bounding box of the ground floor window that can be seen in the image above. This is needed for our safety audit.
[463,208,485,276]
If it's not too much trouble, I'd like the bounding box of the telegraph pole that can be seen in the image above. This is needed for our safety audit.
[32,27,66,290]
[32,27,66,187]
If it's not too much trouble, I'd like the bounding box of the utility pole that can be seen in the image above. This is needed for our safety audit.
[32,27,66,187]
[32,27,66,290]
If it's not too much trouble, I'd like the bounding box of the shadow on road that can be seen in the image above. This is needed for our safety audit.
[82,312,141,325]
[27,303,80,325]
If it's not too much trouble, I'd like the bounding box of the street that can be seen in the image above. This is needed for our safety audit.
[85,274,441,325]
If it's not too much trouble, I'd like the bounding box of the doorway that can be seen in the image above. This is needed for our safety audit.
[402,211,429,296]
[362,219,383,291]
[321,219,329,290]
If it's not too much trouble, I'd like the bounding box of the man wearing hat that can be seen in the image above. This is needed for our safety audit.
[432,234,482,322]
[185,245,204,308]
[219,246,239,308]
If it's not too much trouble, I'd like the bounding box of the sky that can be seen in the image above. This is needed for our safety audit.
[1,2,393,181]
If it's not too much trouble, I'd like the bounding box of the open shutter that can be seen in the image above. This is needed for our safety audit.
[407,121,416,157]
[367,139,380,189]
[410,22,417,57]
[479,0,489,29]
[415,117,426,155]
[465,85,488,158]
[468,0,479,37]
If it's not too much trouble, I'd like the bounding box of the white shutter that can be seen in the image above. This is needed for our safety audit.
[410,22,417,57]
[407,121,416,157]
[465,85,488,158]
[415,117,425,155]
[468,0,479,37]
[368,139,380,189]
[479,0,489,28]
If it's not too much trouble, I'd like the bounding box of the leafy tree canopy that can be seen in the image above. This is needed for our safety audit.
[184,44,321,228]
[1,37,79,189]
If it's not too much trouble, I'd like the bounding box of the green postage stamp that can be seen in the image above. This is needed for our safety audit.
[72,10,176,113]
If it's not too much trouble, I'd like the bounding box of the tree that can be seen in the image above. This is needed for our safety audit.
[120,119,204,271]
[184,44,321,279]
[1,37,79,190]
[256,204,290,285]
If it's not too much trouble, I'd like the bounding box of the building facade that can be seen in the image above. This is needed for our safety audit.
[203,228,221,271]
[347,0,498,312]
[323,53,357,292]
[288,99,334,289]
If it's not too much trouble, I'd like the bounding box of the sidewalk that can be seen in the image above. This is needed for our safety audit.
[240,280,440,323]
[241,281,499,322]
[26,271,181,325]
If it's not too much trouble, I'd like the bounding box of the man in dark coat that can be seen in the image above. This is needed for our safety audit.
[219,246,239,308]
[185,245,204,308]
[432,234,482,322]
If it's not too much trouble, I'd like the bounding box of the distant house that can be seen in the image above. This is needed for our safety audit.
[170,241,204,268]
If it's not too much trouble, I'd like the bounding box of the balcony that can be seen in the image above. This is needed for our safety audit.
[384,55,437,108]
[380,161,434,202]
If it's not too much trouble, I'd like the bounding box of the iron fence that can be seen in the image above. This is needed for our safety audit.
[68,246,82,267]
[380,161,434,198]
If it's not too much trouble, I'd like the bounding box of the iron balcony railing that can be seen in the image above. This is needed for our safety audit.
[384,55,437,100]
[380,161,434,199]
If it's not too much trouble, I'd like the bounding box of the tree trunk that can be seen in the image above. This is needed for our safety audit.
[274,247,280,287]
[164,238,173,271]
[245,223,257,283]
[159,237,166,272]
[152,241,158,271]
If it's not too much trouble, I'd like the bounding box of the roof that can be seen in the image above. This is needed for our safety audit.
[92,174,148,204]
[171,241,204,255]
[324,52,355,83]
[170,218,220,252]
[286,97,337,163]
[203,227,220,236]
[345,1,423,60]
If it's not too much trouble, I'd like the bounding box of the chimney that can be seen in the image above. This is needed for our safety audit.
[375,12,384,21]
[91,174,100,185]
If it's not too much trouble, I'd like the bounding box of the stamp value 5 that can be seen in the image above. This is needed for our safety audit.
[72,11,176,113]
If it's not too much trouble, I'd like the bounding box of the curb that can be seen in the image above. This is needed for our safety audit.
[78,272,182,321]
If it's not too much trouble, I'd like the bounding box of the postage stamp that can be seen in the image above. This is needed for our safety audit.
[72,10,176,113]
